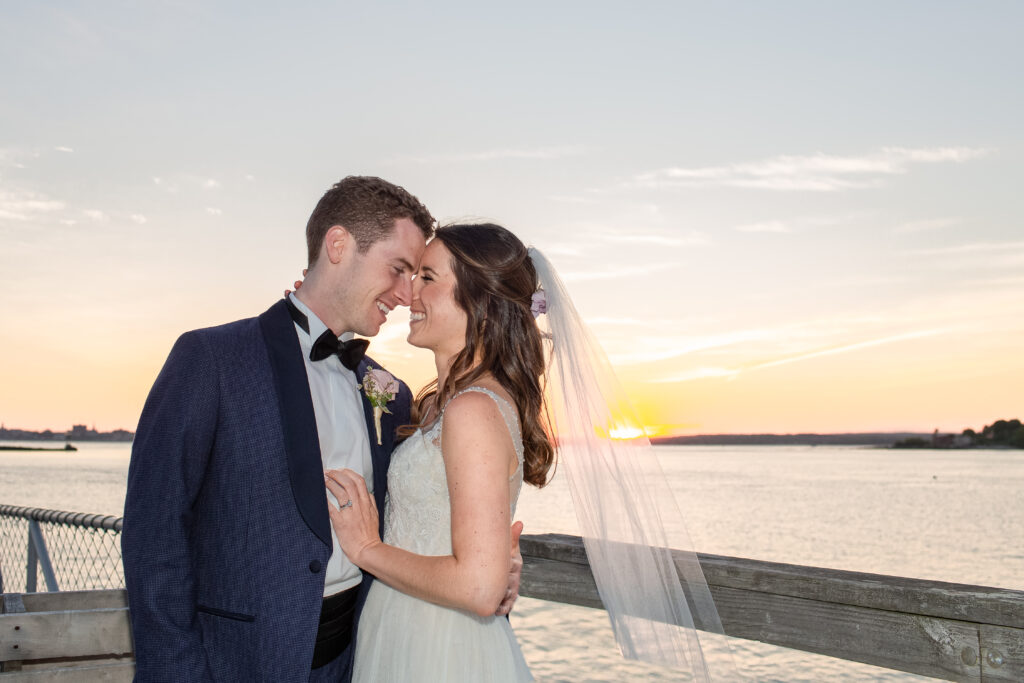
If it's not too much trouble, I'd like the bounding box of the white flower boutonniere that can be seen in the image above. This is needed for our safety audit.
[360,368,399,445]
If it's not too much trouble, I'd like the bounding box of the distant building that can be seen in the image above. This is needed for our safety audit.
[953,433,974,448]
[67,424,100,439]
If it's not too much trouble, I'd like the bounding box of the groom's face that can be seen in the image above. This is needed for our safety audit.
[337,217,426,336]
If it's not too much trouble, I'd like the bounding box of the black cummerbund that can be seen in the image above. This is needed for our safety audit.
[310,584,360,669]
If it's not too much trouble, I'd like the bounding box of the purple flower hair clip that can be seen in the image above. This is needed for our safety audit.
[531,289,547,318]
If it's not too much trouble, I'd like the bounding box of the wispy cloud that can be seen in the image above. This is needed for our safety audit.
[601,232,710,247]
[549,194,600,205]
[130,214,147,225]
[206,207,223,216]
[651,329,946,383]
[735,220,793,234]
[54,146,75,153]
[628,146,991,192]
[585,317,665,328]
[609,326,785,365]
[750,329,946,371]
[396,145,587,164]
[894,217,959,234]
[561,263,676,283]
[0,148,33,169]
[964,274,1024,288]
[203,178,221,189]
[153,176,180,193]
[0,190,66,221]
[910,240,1024,256]
[541,227,709,257]
[83,209,108,221]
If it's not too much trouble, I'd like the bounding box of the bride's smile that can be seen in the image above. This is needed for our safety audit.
[407,239,469,360]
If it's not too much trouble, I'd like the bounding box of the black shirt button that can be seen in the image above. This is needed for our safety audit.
[309,560,322,573]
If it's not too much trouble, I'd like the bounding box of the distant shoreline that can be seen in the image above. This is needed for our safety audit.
[2,429,1017,449]
[651,433,927,447]
[0,427,134,443]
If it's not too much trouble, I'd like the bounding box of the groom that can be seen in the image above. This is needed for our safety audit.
[123,176,520,682]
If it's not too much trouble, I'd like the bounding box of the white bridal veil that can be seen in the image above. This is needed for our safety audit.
[529,248,736,681]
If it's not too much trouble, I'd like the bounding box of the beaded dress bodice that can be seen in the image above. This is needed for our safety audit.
[382,387,525,556]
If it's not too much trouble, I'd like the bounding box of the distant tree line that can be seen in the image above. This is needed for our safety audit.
[0,424,134,442]
[893,419,1024,449]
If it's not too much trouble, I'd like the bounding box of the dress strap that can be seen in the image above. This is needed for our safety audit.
[439,387,524,465]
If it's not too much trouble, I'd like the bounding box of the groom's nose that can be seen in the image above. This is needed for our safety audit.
[393,274,413,306]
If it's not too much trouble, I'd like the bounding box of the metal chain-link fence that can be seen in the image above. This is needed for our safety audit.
[0,504,124,593]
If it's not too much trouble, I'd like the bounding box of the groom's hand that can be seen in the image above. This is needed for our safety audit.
[495,520,524,616]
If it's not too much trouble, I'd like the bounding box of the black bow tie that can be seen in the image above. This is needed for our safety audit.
[310,331,369,370]
[285,297,369,371]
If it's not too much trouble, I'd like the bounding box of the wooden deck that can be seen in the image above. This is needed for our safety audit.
[2,533,1021,681]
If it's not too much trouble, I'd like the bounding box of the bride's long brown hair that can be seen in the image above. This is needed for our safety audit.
[401,223,555,487]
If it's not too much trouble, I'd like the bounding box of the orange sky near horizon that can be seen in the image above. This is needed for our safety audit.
[2,299,1021,437]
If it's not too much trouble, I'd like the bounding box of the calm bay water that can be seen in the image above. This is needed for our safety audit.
[2,442,1021,681]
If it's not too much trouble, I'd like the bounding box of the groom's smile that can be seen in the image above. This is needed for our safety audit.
[338,217,426,337]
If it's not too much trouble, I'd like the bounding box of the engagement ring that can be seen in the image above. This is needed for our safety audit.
[340,500,353,510]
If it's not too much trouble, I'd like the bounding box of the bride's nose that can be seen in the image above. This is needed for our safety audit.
[411,275,424,300]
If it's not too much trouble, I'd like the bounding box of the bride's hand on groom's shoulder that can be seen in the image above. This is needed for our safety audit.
[325,468,381,566]
[283,268,308,297]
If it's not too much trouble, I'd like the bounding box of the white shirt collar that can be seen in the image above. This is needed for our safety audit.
[288,293,355,342]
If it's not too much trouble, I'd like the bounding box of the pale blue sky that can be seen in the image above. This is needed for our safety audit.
[2,2,1022,433]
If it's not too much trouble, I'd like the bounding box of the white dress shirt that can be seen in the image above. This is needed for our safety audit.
[288,294,374,596]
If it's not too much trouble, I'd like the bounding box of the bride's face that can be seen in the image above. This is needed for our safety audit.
[408,240,468,356]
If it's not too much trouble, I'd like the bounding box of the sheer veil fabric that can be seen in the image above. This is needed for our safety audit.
[528,248,738,681]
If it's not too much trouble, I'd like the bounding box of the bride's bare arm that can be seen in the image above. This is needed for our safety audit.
[326,391,514,617]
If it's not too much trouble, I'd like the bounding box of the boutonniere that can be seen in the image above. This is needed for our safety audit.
[359,368,399,445]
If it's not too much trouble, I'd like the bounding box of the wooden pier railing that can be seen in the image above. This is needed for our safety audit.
[521,534,1024,682]
[2,534,1022,681]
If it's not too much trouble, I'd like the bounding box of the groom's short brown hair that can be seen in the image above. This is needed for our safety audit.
[305,176,435,265]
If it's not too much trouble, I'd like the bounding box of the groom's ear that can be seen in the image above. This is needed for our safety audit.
[324,225,352,265]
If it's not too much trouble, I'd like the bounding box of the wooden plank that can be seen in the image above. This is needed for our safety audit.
[521,534,1024,629]
[521,556,601,609]
[1,596,26,615]
[712,584,981,682]
[696,553,1024,630]
[979,624,1024,682]
[17,592,127,614]
[0,609,132,661]
[0,661,134,682]
[1,595,27,671]
[521,534,589,566]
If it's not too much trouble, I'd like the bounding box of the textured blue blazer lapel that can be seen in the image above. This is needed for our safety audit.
[258,299,332,549]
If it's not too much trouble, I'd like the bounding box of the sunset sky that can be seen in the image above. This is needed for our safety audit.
[2,2,1022,436]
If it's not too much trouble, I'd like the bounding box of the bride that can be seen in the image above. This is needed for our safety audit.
[326,223,730,681]
[326,223,549,681]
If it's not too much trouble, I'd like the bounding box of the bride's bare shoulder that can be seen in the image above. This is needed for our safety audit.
[441,384,516,447]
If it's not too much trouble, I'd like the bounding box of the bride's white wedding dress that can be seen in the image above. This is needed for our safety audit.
[352,386,533,682]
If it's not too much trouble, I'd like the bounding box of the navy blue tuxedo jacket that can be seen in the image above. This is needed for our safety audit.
[122,299,411,682]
